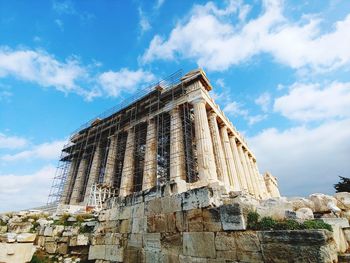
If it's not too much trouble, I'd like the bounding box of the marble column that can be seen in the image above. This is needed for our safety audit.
[61,158,77,204]
[249,158,264,198]
[83,144,102,204]
[142,119,157,191]
[244,152,260,198]
[70,156,89,204]
[169,106,186,183]
[208,111,229,187]
[103,135,118,186]
[119,127,135,197]
[237,144,254,195]
[229,136,248,192]
[220,126,240,191]
[192,98,218,184]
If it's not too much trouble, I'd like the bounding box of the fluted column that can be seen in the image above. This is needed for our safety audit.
[237,144,254,195]
[229,136,248,192]
[83,144,102,203]
[249,158,264,198]
[61,158,78,204]
[208,111,229,187]
[103,135,118,186]
[244,151,259,197]
[169,106,186,183]
[142,119,157,191]
[70,156,88,204]
[119,127,135,197]
[220,126,240,191]
[252,160,268,199]
[192,98,218,184]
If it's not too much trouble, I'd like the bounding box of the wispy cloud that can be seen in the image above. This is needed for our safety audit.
[139,8,151,34]
[0,133,28,149]
[1,140,65,162]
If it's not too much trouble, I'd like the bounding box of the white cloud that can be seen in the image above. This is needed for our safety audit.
[0,46,156,100]
[248,119,350,196]
[248,114,267,125]
[1,140,65,162]
[55,19,64,31]
[98,68,155,97]
[255,92,271,112]
[142,0,350,72]
[0,133,28,149]
[0,47,88,95]
[0,165,55,212]
[52,0,75,15]
[223,101,249,117]
[139,8,151,33]
[155,0,165,9]
[274,82,350,122]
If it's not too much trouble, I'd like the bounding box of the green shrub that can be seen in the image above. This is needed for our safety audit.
[79,224,94,234]
[247,211,260,230]
[302,220,332,232]
[53,213,71,226]
[0,219,7,226]
[258,217,276,230]
[246,211,333,232]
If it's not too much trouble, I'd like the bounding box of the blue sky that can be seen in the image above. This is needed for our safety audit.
[1,0,350,212]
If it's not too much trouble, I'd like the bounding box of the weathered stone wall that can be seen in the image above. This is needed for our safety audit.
[88,186,338,263]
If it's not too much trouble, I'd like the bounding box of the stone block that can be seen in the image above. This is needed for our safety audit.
[144,249,163,263]
[179,255,208,263]
[123,247,143,263]
[120,219,131,233]
[202,208,222,232]
[161,195,182,214]
[132,217,146,233]
[216,250,237,261]
[335,192,350,210]
[144,233,161,250]
[182,187,221,211]
[119,206,131,220]
[148,214,167,233]
[105,244,123,262]
[128,233,143,248]
[257,197,294,220]
[0,233,17,243]
[45,242,57,254]
[88,245,106,260]
[187,209,204,232]
[132,203,145,218]
[166,213,177,233]
[57,242,68,254]
[44,226,53,237]
[16,233,36,243]
[161,233,182,254]
[220,204,246,230]
[309,193,337,213]
[215,232,236,251]
[145,198,162,216]
[161,252,180,263]
[296,207,314,220]
[321,218,350,228]
[183,232,216,258]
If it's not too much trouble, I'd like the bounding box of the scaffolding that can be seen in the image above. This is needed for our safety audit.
[47,69,199,206]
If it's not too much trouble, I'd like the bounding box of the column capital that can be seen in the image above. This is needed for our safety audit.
[208,110,217,119]
[190,97,206,106]
[169,105,181,116]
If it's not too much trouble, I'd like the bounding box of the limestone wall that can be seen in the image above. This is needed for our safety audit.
[88,187,338,263]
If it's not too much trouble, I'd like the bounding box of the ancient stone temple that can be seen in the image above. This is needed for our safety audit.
[49,69,280,207]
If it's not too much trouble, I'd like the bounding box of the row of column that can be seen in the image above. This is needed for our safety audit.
[62,96,267,205]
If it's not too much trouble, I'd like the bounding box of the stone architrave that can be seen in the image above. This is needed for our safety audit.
[220,126,240,191]
[61,158,77,204]
[83,144,102,204]
[103,135,118,186]
[244,153,260,198]
[237,144,254,196]
[142,119,157,191]
[169,106,186,183]
[119,127,135,197]
[192,98,218,184]
[208,111,229,187]
[70,156,89,204]
[229,136,248,192]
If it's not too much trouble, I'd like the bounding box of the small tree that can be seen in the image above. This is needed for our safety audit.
[334,176,350,193]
